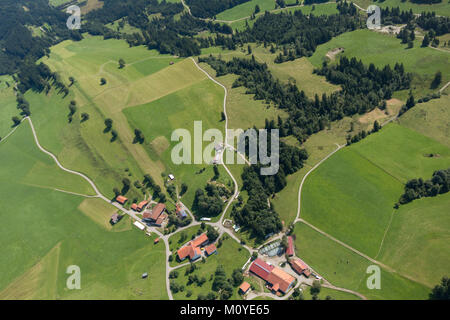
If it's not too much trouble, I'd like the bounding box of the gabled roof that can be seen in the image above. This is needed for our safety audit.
[142,210,152,219]
[137,200,149,211]
[266,267,295,293]
[131,203,138,211]
[249,258,274,281]
[177,243,201,261]
[150,203,166,220]
[239,281,251,293]
[191,233,208,247]
[116,195,128,204]
[205,244,217,255]
[286,236,294,256]
[290,258,310,276]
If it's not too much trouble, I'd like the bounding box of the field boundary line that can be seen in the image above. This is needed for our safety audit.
[295,143,344,222]
[374,209,395,260]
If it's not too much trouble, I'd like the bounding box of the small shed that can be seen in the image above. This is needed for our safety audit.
[142,273,148,279]
[239,281,251,294]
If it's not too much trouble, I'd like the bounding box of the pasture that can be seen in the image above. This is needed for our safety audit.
[301,123,450,258]
[0,123,167,299]
[309,29,450,99]
[293,222,430,300]
[398,94,450,148]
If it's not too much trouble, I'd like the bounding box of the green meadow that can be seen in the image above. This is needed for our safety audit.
[353,0,450,17]
[0,123,167,299]
[301,123,450,258]
[398,94,450,148]
[309,29,450,99]
[377,193,450,288]
[293,223,430,300]
[217,0,277,21]
[170,236,250,300]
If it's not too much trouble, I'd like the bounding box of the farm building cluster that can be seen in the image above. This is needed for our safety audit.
[177,233,217,262]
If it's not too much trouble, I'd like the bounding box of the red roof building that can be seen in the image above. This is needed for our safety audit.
[249,258,295,293]
[286,236,294,256]
[137,200,149,212]
[177,233,209,261]
[131,203,138,211]
[149,203,166,221]
[205,244,217,256]
[116,195,128,204]
[239,282,251,294]
[290,258,311,277]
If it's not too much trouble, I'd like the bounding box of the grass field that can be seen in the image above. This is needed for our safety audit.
[353,0,450,17]
[171,235,250,300]
[398,94,450,148]
[293,223,430,299]
[309,29,450,99]
[301,123,450,258]
[0,123,167,299]
[377,193,450,288]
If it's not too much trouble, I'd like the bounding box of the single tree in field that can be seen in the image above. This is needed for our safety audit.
[118,58,126,69]
[247,45,252,55]
[81,112,89,122]
[69,76,75,87]
[180,182,188,196]
[133,128,145,144]
[220,111,226,121]
[100,77,107,85]
[254,4,260,14]
[430,71,442,89]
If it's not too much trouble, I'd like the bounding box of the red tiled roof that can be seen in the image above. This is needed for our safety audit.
[205,244,217,255]
[155,213,167,226]
[137,200,149,211]
[266,267,295,293]
[191,233,208,248]
[116,196,128,204]
[239,282,251,293]
[249,258,274,281]
[250,259,295,293]
[177,243,201,261]
[142,210,152,219]
[131,203,138,211]
[286,236,294,256]
[150,203,166,220]
[290,258,310,276]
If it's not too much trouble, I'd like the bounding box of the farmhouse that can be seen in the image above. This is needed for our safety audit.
[205,244,217,256]
[286,236,294,256]
[249,258,295,294]
[239,281,251,295]
[116,195,128,205]
[131,203,138,211]
[177,233,209,261]
[136,200,149,212]
[143,203,166,223]
[290,258,311,278]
